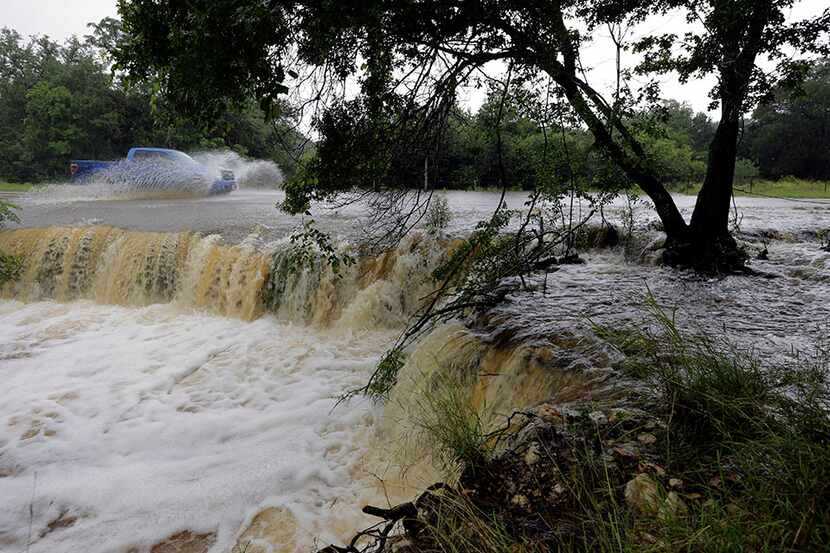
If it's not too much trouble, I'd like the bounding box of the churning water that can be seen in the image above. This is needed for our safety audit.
[0,189,829,552]
[0,226,449,552]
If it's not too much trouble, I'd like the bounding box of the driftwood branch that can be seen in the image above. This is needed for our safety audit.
[316,484,454,553]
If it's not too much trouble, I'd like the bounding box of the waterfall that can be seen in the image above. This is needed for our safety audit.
[0,227,447,328]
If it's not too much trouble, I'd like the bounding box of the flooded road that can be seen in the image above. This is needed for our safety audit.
[10,187,830,241]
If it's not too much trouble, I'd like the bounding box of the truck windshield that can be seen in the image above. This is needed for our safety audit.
[132,150,196,164]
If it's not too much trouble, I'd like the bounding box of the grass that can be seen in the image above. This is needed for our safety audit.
[592,297,830,551]
[403,295,829,552]
[670,177,830,199]
[421,492,544,553]
[409,369,491,474]
[0,182,34,193]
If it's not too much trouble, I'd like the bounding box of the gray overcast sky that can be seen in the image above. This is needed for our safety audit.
[3,0,827,115]
[3,0,118,40]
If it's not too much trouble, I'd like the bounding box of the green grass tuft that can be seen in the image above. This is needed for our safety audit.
[410,370,490,473]
[0,182,34,193]
[407,295,829,552]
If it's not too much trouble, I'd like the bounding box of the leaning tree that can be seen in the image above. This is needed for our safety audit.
[115,0,829,269]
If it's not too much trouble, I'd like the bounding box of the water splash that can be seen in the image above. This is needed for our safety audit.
[32,160,214,203]
[27,151,282,204]
[191,150,284,189]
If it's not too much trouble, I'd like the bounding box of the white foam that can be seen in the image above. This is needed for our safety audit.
[0,300,391,552]
[191,151,284,189]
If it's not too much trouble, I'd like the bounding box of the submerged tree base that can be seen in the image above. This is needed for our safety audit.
[662,233,749,275]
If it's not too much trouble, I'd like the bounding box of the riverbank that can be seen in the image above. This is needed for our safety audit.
[323,299,830,552]
[669,178,830,199]
[0,183,34,193]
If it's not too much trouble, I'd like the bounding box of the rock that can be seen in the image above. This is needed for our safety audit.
[612,445,639,461]
[234,507,297,553]
[639,461,666,476]
[637,433,657,445]
[150,531,216,553]
[625,475,687,521]
[511,494,530,508]
[663,491,688,519]
[535,404,564,423]
[625,474,660,515]
[523,443,541,466]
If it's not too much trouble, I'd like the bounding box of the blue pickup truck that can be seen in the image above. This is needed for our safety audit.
[69,147,237,195]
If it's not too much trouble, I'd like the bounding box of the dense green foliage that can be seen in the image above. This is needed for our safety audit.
[435,98,718,191]
[744,61,830,181]
[3,12,829,192]
[0,22,304,183]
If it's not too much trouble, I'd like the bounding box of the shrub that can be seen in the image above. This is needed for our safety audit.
[425,194,453,236]
[0,200,21,284]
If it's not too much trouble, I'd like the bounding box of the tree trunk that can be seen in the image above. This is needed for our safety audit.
[690,110,740,243]
[627,168,690,244]
[678,100,747,270]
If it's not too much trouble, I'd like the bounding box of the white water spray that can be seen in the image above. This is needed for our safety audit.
[191,150,284,189]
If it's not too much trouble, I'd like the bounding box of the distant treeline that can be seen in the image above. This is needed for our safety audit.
[0,20,305,183]
[1,20,828,188]
[429,60,830,191]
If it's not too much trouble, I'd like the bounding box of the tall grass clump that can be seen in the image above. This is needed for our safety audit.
[595,295,830,551]
[421,492,543,553]
[409,370,490,474]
